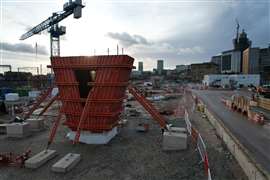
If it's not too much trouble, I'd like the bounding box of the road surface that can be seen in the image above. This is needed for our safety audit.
[193,90,270,173]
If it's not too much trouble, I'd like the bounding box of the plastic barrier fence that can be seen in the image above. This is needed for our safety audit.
[184,109,212,180]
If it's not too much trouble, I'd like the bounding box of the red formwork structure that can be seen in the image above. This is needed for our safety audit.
[51,55,134,133]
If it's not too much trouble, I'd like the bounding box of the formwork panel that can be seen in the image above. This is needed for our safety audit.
[51,55,134,132]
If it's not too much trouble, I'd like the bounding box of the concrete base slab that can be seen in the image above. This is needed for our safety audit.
[25,149,57,169]
[170,127,187,133]
[26,118,44,131]
[6,122,31,138]
[51,153,81,173]
[66,127,117,144]
[162,131,187,151]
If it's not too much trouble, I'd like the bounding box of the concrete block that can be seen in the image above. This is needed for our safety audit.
[26,118,44,131]
[170,127,186,133]
[6,122,31,138]
[51,153,81,173]
[67,127,118,144]
[0,123,7,134]
[136,123,149,132]
[28,91,41,99]
[25,149,57,169]
[162,131,187,151]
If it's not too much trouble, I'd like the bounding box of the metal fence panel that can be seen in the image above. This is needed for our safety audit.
[184,110,192,134]
[197,134,207,162]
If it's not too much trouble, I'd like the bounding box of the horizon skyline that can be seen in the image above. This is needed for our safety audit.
[0,0,269,73]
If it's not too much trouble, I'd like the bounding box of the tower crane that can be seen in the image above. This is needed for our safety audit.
[20,0,84,57]
[0,65,12,72]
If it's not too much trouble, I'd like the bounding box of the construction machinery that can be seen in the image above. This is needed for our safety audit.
[20,0,84,57]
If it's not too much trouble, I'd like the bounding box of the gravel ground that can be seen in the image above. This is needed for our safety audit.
[0,98,206,180]
[184,91,248,180]
[0,94,247,180]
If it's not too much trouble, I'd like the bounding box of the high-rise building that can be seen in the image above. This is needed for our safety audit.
[190,62,218,82]
[259,46,270,83]
[157,60,164,75]
[138,61,143,72]
[221,50,241,74]
[175,65,187,72]
[242,47,260,74]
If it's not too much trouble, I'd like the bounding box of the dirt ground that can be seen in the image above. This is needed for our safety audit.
[0,94,247,180]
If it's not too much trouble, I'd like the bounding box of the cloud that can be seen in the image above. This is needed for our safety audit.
[0,42,48,55]
[108,31,206,65]
[178,46,204,55]
[107,32,150,47]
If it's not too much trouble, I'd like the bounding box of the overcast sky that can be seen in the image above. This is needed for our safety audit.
[0,0,269,73]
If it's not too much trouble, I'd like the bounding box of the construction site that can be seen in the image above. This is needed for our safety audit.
[0,1,270,180]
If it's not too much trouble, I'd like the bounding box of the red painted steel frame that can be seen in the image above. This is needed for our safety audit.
[51,55,134,132]
[38,94,58,116]
[24,87,53,120]
[47,112,62,148]
[128,85,167,129]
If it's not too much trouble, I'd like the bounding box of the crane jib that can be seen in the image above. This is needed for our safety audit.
[20,0,84,40]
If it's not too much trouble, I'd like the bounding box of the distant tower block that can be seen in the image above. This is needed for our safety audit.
[138,61,143,72]
[157,60,164,75]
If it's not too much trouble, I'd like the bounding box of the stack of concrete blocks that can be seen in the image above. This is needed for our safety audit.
[162,127,187,151]
[26,118,44,132]
[52,153,81,173]
[25,150,57,169]
[6,122,31,138]
[67,127,118,144]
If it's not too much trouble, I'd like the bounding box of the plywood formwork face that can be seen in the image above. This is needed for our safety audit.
[51,55,134,132]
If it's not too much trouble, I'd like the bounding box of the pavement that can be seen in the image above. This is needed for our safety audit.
[193,90,270,173]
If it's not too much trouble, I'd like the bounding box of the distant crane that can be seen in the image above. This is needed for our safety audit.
[20,0,84,57]
[235,18,240,40]
[0,65,12,72]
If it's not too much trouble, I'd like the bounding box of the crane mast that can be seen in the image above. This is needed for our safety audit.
[20,0,84,57]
